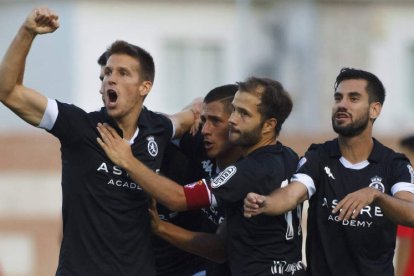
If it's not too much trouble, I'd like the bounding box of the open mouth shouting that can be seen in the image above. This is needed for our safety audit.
[106,89,118,107]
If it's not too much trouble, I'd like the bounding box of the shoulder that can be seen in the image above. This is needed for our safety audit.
[373,139,409,164]
[138,107,174,137]
[141,107,172,126]
[281,144,299,161]
[308,139,337,152]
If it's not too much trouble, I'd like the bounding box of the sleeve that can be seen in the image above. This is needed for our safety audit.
[291,146,322,199]
[390,156,414,195]
[155,112,175,141]
[47,100,90,145]
[38,98,58,130]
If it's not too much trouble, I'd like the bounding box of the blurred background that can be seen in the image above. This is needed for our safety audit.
[1,0,414,275]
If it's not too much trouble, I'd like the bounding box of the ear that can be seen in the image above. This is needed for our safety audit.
[262,118,277,134]
[139,80,153,97]
[369,102,382,120]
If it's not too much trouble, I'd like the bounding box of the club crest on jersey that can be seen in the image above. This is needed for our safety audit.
[368,176,385,193]
[211,166,236,188]
[146,136,158,157]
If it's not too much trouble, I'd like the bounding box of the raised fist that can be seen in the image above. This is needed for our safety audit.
[24,7,59,35]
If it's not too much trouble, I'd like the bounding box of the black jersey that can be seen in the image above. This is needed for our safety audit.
[48,101,173,276]
[294,138,414,276]
[154,142,207,275]
[180,131,231,276]
[211,143,306,276]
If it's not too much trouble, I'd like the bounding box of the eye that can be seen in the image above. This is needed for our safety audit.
[104,68,112,76]
[120,69,128,76]
[239,110,248,117]
[334,94,341,103]
[211,118,221,126]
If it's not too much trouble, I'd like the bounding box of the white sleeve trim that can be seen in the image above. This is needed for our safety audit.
[38,99,58,130]
[170,119,177,139]
[391,182,414,196]
[291,173,316,199]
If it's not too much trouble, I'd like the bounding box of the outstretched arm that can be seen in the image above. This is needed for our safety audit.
[0,8,59,126]
[149,199,226,263]
[244,181,308,218]
[332,188,414,226]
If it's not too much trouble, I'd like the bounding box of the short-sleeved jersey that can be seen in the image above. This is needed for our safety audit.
[179,131,231,276]
[48,101,173,276]
[153,142,207,275]
[210,143,306,276]
[294,138,414,276]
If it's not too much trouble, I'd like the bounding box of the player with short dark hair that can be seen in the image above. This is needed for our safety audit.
[152,84,241,276]
[96,76,307,276]
[96,50,208,276]
[0,8,194,275]
[97,50,107,81]
[244,68,414,276]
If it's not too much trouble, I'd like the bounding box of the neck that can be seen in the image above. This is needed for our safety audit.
[216,146,244,170]
[244,135,276,156]
[338,129,373,164]
[115,106,142,141]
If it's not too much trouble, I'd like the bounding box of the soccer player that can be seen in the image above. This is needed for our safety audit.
[96,50,208,275]
[0,8,194,275]
[97,77,307,276]
[395,135,414,276]
[244,68,414,276]
[153,84,242,276]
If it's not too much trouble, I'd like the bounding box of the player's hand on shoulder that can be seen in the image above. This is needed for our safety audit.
[332,187,379,221]
[24,7,59,35]
[244,192,266,218]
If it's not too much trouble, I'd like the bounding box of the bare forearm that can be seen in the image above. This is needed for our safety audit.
[263,183,308,215]
[155,221,226,263]
[123,157,188,211]
[169,109,197,138]
[375,192,414,226]
[264,193,299,215]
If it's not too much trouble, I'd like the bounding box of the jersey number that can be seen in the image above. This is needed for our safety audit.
[281,179,302,240]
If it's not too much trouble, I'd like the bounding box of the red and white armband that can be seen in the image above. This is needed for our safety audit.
[183,179,212,210]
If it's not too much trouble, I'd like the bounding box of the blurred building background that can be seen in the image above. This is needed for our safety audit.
[1,0,414,275]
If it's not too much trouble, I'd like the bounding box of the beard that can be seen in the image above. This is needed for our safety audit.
[332,110,369,137]
[230,123,262,147]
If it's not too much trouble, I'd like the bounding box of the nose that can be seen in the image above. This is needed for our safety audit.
[104,72,117,85]
[201,121,211,135]
[336,98,348,111]
[228,111,237,126]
